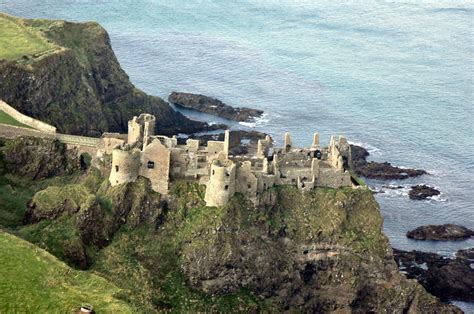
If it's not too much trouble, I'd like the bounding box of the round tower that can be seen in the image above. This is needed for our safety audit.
[205,159,236,207]
[109,148,141,186]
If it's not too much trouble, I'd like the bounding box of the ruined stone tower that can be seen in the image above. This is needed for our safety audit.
[128,113,156,146]
[109,148,141,186]
[204,158,237,207]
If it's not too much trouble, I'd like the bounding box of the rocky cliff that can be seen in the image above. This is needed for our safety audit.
[0,13,216,136]
[0,136,462,312]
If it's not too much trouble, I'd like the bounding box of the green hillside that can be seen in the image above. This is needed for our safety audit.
[0,230,134,313]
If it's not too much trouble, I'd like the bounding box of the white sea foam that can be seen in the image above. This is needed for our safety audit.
[239,113,270,128]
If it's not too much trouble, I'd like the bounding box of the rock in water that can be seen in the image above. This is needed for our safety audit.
[169,91,263,122]
[407,224,474,241]
[350,145,426,180]
[393,248,474,302]
[409,185,440,200]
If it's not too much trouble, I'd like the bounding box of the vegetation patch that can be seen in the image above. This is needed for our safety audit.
[0,110,32,128]
[0,230,134,312]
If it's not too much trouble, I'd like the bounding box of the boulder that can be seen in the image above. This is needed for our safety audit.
[409,185,440,200]
[169,91,263,122]
[407,224,474,241]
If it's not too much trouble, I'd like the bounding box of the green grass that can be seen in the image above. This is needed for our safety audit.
[0,13,58,62]
[0,110,32,128]
[0,230,134,313]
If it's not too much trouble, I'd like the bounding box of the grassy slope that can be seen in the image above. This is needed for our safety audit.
[0,110,32,128]
[0,13,58,62]
[0,230,133,313]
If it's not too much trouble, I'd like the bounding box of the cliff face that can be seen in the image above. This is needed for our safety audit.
[0,13,212,136]
[0,136,460,312]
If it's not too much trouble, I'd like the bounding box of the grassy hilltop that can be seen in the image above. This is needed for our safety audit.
[0,13,215,136]
[0,14,59,62]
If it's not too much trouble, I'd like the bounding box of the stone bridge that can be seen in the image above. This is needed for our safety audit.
[55,133,100,147]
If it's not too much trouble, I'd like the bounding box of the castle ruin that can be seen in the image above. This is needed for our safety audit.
[108,113,357,207]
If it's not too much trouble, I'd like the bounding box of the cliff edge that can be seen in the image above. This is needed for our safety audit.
[0,13,215,136]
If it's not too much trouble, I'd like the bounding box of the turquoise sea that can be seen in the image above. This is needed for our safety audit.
[1,0,473,309]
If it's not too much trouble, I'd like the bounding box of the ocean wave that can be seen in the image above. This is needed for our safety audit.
[239,113,270,128]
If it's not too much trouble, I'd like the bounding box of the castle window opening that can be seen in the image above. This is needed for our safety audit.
[212,170,215,175]
[115,165,119,172]
[225,185,229,190]
[147,161,155,169]
[247,184,252,189]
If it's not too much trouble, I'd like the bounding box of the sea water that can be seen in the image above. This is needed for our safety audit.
[1,0,473,310]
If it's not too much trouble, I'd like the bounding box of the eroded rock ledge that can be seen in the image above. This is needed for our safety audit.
[350,144,427,180]
[169,91,264,122]
[394,248,474,302]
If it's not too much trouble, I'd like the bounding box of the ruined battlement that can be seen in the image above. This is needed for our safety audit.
[108,113,357,206]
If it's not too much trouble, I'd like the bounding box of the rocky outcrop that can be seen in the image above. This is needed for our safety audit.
[169,91,263,122]
[21,176,164,269]
[409,185,440,200]
[394,248,474,302]
[350,145,426,180]
[0,136,80,180]
[0,13,217,136]
[168,185,459,312]
[407,224,474,241]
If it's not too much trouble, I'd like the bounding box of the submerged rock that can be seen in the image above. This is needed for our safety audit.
[350,145,426,180]
[409,185,440,200]
[407,224,474,241]
[169,91,264,122]
[393,248,474,302]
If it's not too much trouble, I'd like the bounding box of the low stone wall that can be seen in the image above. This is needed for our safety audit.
[0,100,57,133]
[0,123,55,140]
[1,123,100,149]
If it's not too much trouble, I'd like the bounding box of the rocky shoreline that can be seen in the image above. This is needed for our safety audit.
[393,248,474,302]
[169,91,264,122]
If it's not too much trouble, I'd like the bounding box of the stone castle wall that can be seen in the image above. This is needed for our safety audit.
[139,139,170,194]
[0,100,56,133]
